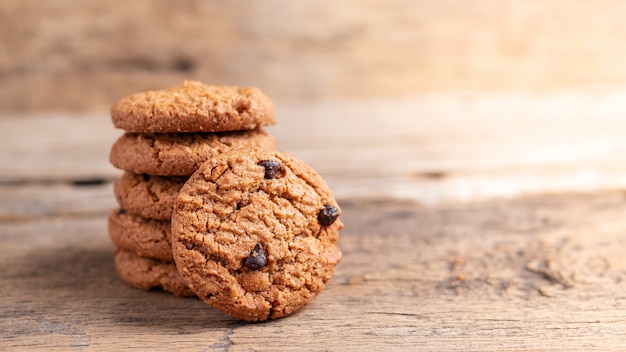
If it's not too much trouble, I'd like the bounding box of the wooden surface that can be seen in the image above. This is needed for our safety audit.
[3,91,626,350]
[5,0,626,111]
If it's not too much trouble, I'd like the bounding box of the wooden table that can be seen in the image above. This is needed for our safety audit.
[3,90,626,350]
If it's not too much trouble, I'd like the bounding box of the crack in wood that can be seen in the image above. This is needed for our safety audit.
[0,177,116,187]
[526,259,575,289]
[207,327,235,352]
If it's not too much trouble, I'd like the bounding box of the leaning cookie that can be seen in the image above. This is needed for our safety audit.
[111,81,275,133]
[113,172,186,220]
[171,147,343,321]
[108,209,173,261]
[113,248,195,297]
[110,129,276,176]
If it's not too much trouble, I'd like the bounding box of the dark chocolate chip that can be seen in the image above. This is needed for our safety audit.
[257,160,281,179]
[318,205,340,226]
[117,208,126,215]
[243,242,267,270]
[185,242,194,250]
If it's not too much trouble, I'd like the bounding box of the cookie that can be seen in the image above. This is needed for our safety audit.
[110,129,276,176]
[108,209,173,261]
[171,147,343,321]
[111,81,275,133]
[113,172,186,220]
[113,248,195,297]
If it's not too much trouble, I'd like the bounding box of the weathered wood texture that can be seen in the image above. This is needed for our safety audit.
[3,92,626,350]
[3,193,626,351]
[3,0,626,111]
[3,90,626,204]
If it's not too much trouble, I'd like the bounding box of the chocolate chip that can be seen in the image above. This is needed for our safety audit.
[318,205,340,226]
[117,208,126,215]
[185,242,194,250]
[243,242,267,270]
[257,160,281,179]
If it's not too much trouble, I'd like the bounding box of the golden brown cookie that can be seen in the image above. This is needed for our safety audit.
[113,172,186,220]
[113,248,195,297]
[108,209,173,261]
[111,81,275,133]
[109,129,275,176]
[171,147,343,321]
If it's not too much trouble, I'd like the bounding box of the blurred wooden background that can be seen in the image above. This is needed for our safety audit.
[3,0,626,112]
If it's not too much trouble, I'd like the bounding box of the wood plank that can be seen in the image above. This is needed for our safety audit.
[5,1,626,111]
[273,90,626,203]
[0,112,121,183]
[2,193,626,350]
[0,182,115,221]
[3,89,626,204]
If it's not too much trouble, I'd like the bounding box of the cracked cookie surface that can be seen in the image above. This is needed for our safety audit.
[111,81,275,133]
[114,248,195,297]
[110,129,275,176]
[171,147,343,321]
[108,209,173,261]
[113,172,187,220]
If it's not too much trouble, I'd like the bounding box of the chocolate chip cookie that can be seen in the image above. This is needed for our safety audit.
[171,147,343,321]
[113,172,186,220]
[110,129,275,176]
[113,248,195,297]
[108,209,173,261]
[111,81,275,133]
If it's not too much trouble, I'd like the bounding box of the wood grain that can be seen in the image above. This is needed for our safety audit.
[2,193,626,350]
[3,92,626,349]
[4,90,626,204]
[4,0,626,111]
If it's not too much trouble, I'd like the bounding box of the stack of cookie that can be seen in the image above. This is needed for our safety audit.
[108,81,343,321]
[108,81,277,297]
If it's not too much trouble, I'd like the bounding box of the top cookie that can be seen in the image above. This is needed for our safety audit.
[111,81,275,133]
[171,147,343,321]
